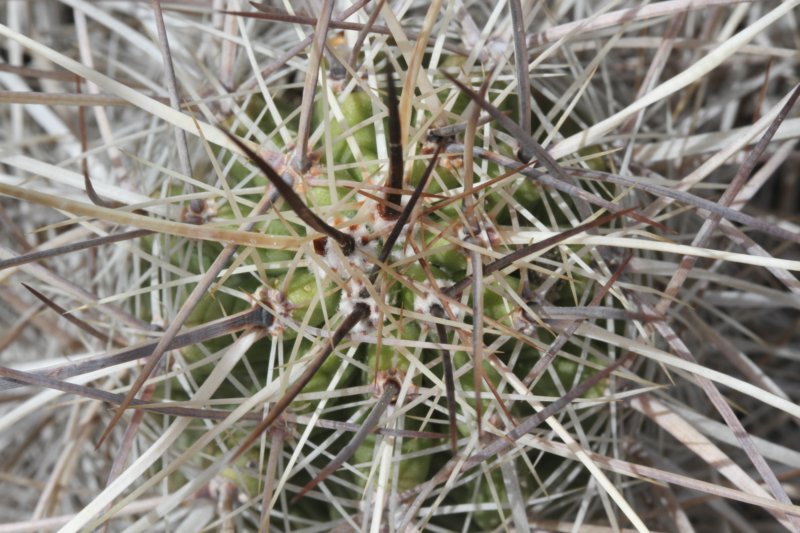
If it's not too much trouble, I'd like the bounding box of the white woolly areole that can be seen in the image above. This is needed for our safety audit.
[312,224,377,282]
[338,280,379,334]
[256,287,293,336]
[413,281,443,316]
[366,192,415,234]
[368,211,399,235]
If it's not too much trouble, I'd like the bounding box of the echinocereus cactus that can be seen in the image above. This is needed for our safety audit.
[1,2,800,531]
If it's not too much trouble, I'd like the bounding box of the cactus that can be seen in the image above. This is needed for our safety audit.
[1,2,800,532]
